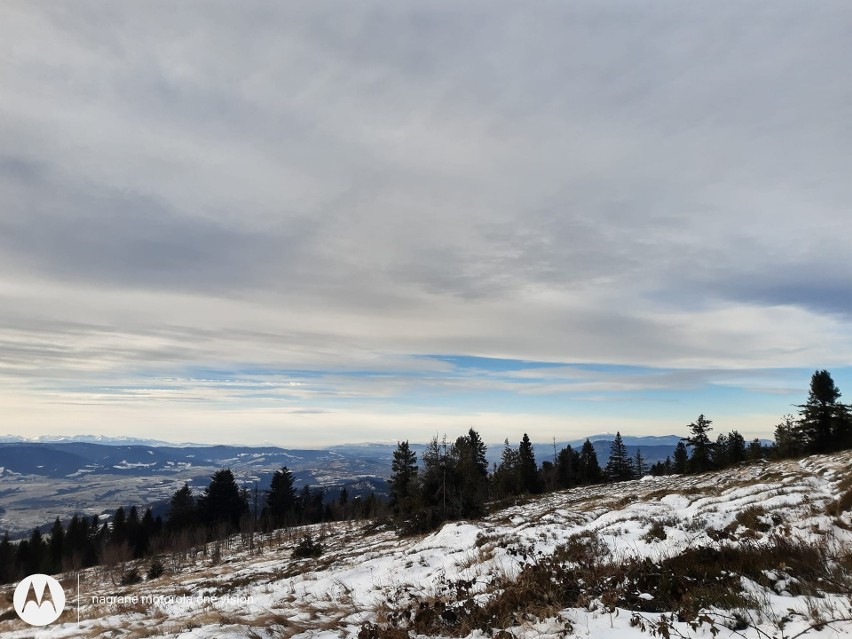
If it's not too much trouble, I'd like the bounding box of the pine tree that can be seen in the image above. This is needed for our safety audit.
[64,514,85,570]
[27,528,47,575]
[304,487,325,523]
[15,539,30,579]
[139,509,155,556]
[167,483,197,532]
[198,469,248,532]
[127,506,141,558]
[650,458,673,476]
[389,441,419,519]
[774,414,800,458]
[577,439,602,484]
[0,532,12,583]
[518,434,543,494]
[795,370,852,453]
[605,432,634,482]
[265,466,298,528]
[421,435,461,520]
[727,430,747,465]
[89,516,106,567]
[633,449,647,478]
[49,517,64,573]
[748,438,764,461]
[672,442,688,474]
[713,433,729,468]
[453,428,489,517]
[492,439,520,498]
[111,506,127,547]
[684,414,714,473]
[555,445,580,489]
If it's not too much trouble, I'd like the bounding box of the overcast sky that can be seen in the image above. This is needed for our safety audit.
[1,1,851,446]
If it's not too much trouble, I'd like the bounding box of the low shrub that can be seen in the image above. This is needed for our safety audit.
[732,506,771,532]
[293,535,324,559]
[642,519,668,541]
[120,568,142,586]
[146,559,165,580]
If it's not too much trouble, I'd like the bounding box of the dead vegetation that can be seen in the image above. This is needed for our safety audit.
[359,531,852,638]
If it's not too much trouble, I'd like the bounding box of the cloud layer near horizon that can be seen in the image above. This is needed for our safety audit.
[1,1,851,444]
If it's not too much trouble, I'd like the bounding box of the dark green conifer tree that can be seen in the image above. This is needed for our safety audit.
[48,517,64,573]
[633,449,647,478]
[518,433,543,494]
[198,469,248,532]
[0,532,12,583]
[111,506,127,547]
[492,439,520,498]
[264,466,298,528]
[774,414,800,458]
[27,528,47,575]
[795,370,852,453]
[577,439,602,484]
[389,441,419,519]
[453,428,489,517]
[727,430,747,465]
[555,445,580,488]
[684,414,714,473]
[167,483,197,532]
[605,432,634,482]
[672,442,688,474]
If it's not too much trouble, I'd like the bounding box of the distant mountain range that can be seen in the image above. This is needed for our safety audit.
[1,432,685,458]
[0,434,201,447]
[0,434,687,537]
[0,433,686,481]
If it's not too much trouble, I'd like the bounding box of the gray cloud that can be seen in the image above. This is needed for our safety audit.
[1,1,851,440]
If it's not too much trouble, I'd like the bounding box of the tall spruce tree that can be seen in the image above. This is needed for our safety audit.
[492,439,520,498]
[555,445,580,488]
[389,441,419,519]
[111,507,127,547]
[633,449,647,478]
[453,428,489,517]
[518,434,543,494]
[577,439,602,484]
[712,433,730,468]
[605,432,634,482]
[419,435,456,521]
[64,514,85,570]
[774,414,800,458]
[27,528,47,575]
[49,517,64,573]
[795,370,852,453]
[672,441,688,474]
[126,506,141,557]
[198,469,248,532]
[167,483,197,532]
[684,414,714,473]
[265,466,298,528]
[727,430,747,465]
[138,509,155,556]
[0,532,12,583]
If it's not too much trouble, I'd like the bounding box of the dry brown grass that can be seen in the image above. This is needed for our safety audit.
[359,531,852,639]
[732,506,772,532]
[826,487,852,517]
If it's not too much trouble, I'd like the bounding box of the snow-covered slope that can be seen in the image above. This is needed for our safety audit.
[2,451,851,639]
